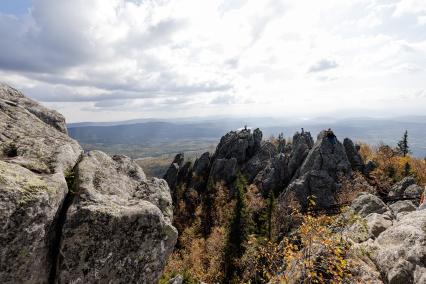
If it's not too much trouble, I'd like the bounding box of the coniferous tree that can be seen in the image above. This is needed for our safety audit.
[403,162,411,177]
[201,178,215,237]
[267,191,275,241]
[277,132,286,153]
[223,173,252,282]
[396,130,410,157]
[254,189,275,238]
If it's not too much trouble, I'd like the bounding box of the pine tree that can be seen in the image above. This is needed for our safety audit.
[254,189,275,239]
[267,191,275,241]
[396,130,410,157]
[223,173,252,282]
[201,178,215,237]
[403,162,411,177]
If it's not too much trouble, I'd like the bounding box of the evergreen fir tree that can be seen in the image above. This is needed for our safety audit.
[396,130,410,157]
[254,189,275,238]
[201,178,215,237]
[223,173,252,282]
[403,162,411,177]
[267,191,275,241]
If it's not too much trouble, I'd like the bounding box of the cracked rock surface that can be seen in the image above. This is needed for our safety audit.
[57,151,177,283]
[0,83,82,283]
[347,193,426,283]
[0,83,177,283]
[281,130,351,208]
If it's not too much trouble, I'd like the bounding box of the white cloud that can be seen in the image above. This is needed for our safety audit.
[308,59,338,73]
[417,15,426,25]
[393,0,426,17]
[0,0,425,122]
[210,94,238,105]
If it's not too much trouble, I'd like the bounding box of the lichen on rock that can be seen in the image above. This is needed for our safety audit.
[0,83,178,283]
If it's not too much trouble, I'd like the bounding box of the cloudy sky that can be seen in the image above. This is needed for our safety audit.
[1,0,426,122]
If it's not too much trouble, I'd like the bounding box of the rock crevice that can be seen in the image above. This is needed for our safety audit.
[0,83,177,283]
[48,156,82,284]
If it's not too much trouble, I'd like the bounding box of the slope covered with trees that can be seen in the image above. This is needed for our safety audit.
[161,127,426,283]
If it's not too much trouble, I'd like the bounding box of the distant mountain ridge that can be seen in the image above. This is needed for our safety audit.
[68,121,225,144]
[68,117,426,157]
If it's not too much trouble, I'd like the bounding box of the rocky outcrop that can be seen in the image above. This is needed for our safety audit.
[190,152,211,190]
[370,210,426,283]
[388,176,416,197]
[243,141,277,182]
[0,83,68,134]
[164,153,184,193]
[193,152,211,177]
[343,138,364,172]
[365,213,393,238]
[297,130,351,178]
[0,84,82,283]
[284,170,338,208]
[404,184,423,199]
[0,161,70,283]
[164,153,191,206]
[282,130,351,208]
[57,151,177,283]
[347,193,426,283]
[177,161,192,187]
[254,153,289,195]
[389,200,416,217]
[213,128,262,164]
[0,87,81,174]
[165,128,367,210]
[0,83,177,283]
[210,158,238,184]
[157,115,426,283]
[350,193,389,218]
[287,131,314,179]
[249,131,316,199]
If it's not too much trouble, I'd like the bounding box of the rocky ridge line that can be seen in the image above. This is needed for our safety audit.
[164,124,425,283]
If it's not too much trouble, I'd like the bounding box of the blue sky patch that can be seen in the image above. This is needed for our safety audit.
[0,0,32,16]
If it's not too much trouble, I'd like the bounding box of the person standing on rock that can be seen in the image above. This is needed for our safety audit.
[326,128,337,145]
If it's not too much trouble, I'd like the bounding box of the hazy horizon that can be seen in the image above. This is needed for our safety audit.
[66,113,426,125]
[1,0,426,122]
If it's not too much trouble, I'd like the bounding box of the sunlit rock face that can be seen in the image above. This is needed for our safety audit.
[0,83,177,283]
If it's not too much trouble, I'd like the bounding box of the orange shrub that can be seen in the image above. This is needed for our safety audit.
[241,208,355,284]
[359,143,426,186]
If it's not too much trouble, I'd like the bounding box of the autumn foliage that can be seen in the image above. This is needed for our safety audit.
[162,136,425,283]
[241,198,356,284]
[359,142,426,186]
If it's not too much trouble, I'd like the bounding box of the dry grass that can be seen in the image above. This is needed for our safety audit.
[336,172,376,204]
[135,156,171,177]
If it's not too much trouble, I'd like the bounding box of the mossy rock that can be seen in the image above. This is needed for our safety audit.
[0,160,56,205]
